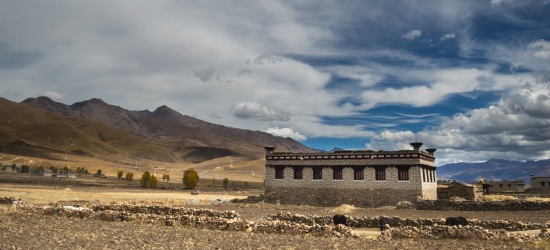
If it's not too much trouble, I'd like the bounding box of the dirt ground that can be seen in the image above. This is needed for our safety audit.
[1,173,550,249]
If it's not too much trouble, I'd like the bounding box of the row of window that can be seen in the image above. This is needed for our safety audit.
[273,166,412,181]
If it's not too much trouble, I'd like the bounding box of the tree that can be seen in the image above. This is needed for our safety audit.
[125,172,134,181]
[211,178,216,187]
[223,178,229,190]
[166,174,170,182]
[117,170,123,179]
[84,168,89,174]
[162,174,166,181]
[182,169,199,189]
[150,175,158,188]
[140,171,151,188]
[96,169,102,175]
[20,165,30,173]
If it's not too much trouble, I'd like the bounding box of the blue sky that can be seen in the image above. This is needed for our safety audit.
[1,0,550,165]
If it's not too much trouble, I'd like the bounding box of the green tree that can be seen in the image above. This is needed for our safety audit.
[211,178,216,187]
[162,174,166,181]
[63,166,69,173]
[84,168,89,174]
[117,170,123,179]
[166,174,170,182]
[96,169,102,175]
[223,178,229,190]
[182,169,199,189]
[140,171,151,188]
[21,165,30,173]
[150,175,158,188]
[125,172,134,181]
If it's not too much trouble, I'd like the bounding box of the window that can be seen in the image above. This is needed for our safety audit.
[398,167,409,181]
[508,184,511,188]
[542,182,546,187]
[333,167,343,180]
[375,167,386,181]
[275,167,284,179]
[499,184,503,188]
[313,167,323,180]
[293,167,303,180]
[353,167,364,180]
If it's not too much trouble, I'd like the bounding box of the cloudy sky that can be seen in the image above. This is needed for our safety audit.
[1,0,550,165]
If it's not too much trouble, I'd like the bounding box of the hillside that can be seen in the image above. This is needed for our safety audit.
[437,159,550,183]
[0,97,314,167]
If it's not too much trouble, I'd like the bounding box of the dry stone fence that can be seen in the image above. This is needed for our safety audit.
[2,196,550,242]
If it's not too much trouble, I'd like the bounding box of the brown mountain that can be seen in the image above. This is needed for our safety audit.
[12,96,313,163]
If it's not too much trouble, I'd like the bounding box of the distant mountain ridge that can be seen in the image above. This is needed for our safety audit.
[437,159,550,183]
[0,96,314,163]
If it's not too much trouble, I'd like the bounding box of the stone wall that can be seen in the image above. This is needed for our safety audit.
[416,199,550,211]
[264,186,423,206]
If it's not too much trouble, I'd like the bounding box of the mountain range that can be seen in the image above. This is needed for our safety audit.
[0,96,314,164]
[437,159,550,184]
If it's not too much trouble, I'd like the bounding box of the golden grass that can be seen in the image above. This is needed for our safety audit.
[525,197,550,202]
[331,204,358,214]
[0,183,252,205]
[481,195,518,202]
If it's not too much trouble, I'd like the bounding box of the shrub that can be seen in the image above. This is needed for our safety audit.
[125,172,134,181]
[20,165,30,173]
[182,169,199,189]
[150,175,158,188]
[140,171,151,187]
[117,170,123,179]
[223,178,229,190]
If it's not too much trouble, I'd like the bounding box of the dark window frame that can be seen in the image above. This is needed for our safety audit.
[397,166,410,181]
[312,167,323,180]
[274,167,284,179]
[293,167,303,180]
[353,167,365,180]
[332,167,343,180]
[375,167,386,181]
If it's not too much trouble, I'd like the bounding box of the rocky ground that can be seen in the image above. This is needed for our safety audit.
[1,211,547,250]
[1,201,549,250]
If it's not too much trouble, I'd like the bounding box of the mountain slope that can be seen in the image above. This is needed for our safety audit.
[19,96,314,163]
[0,97,176,162]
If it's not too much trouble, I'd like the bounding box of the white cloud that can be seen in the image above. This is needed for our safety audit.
[232,102,290,121]
[358,68,530,109]
[402,29,422,40]
[367,81,550,164]
[265,127,307,141]
[41,91,64,101]
[440,33,456,41]
[529,39,550,59]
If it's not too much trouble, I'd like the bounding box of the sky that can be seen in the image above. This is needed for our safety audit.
[1,0,550,165]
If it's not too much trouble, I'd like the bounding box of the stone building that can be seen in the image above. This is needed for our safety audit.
[483,180,525,194]
[437,181,483,201]
[264,142,437,206]
[530,176,550,197]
